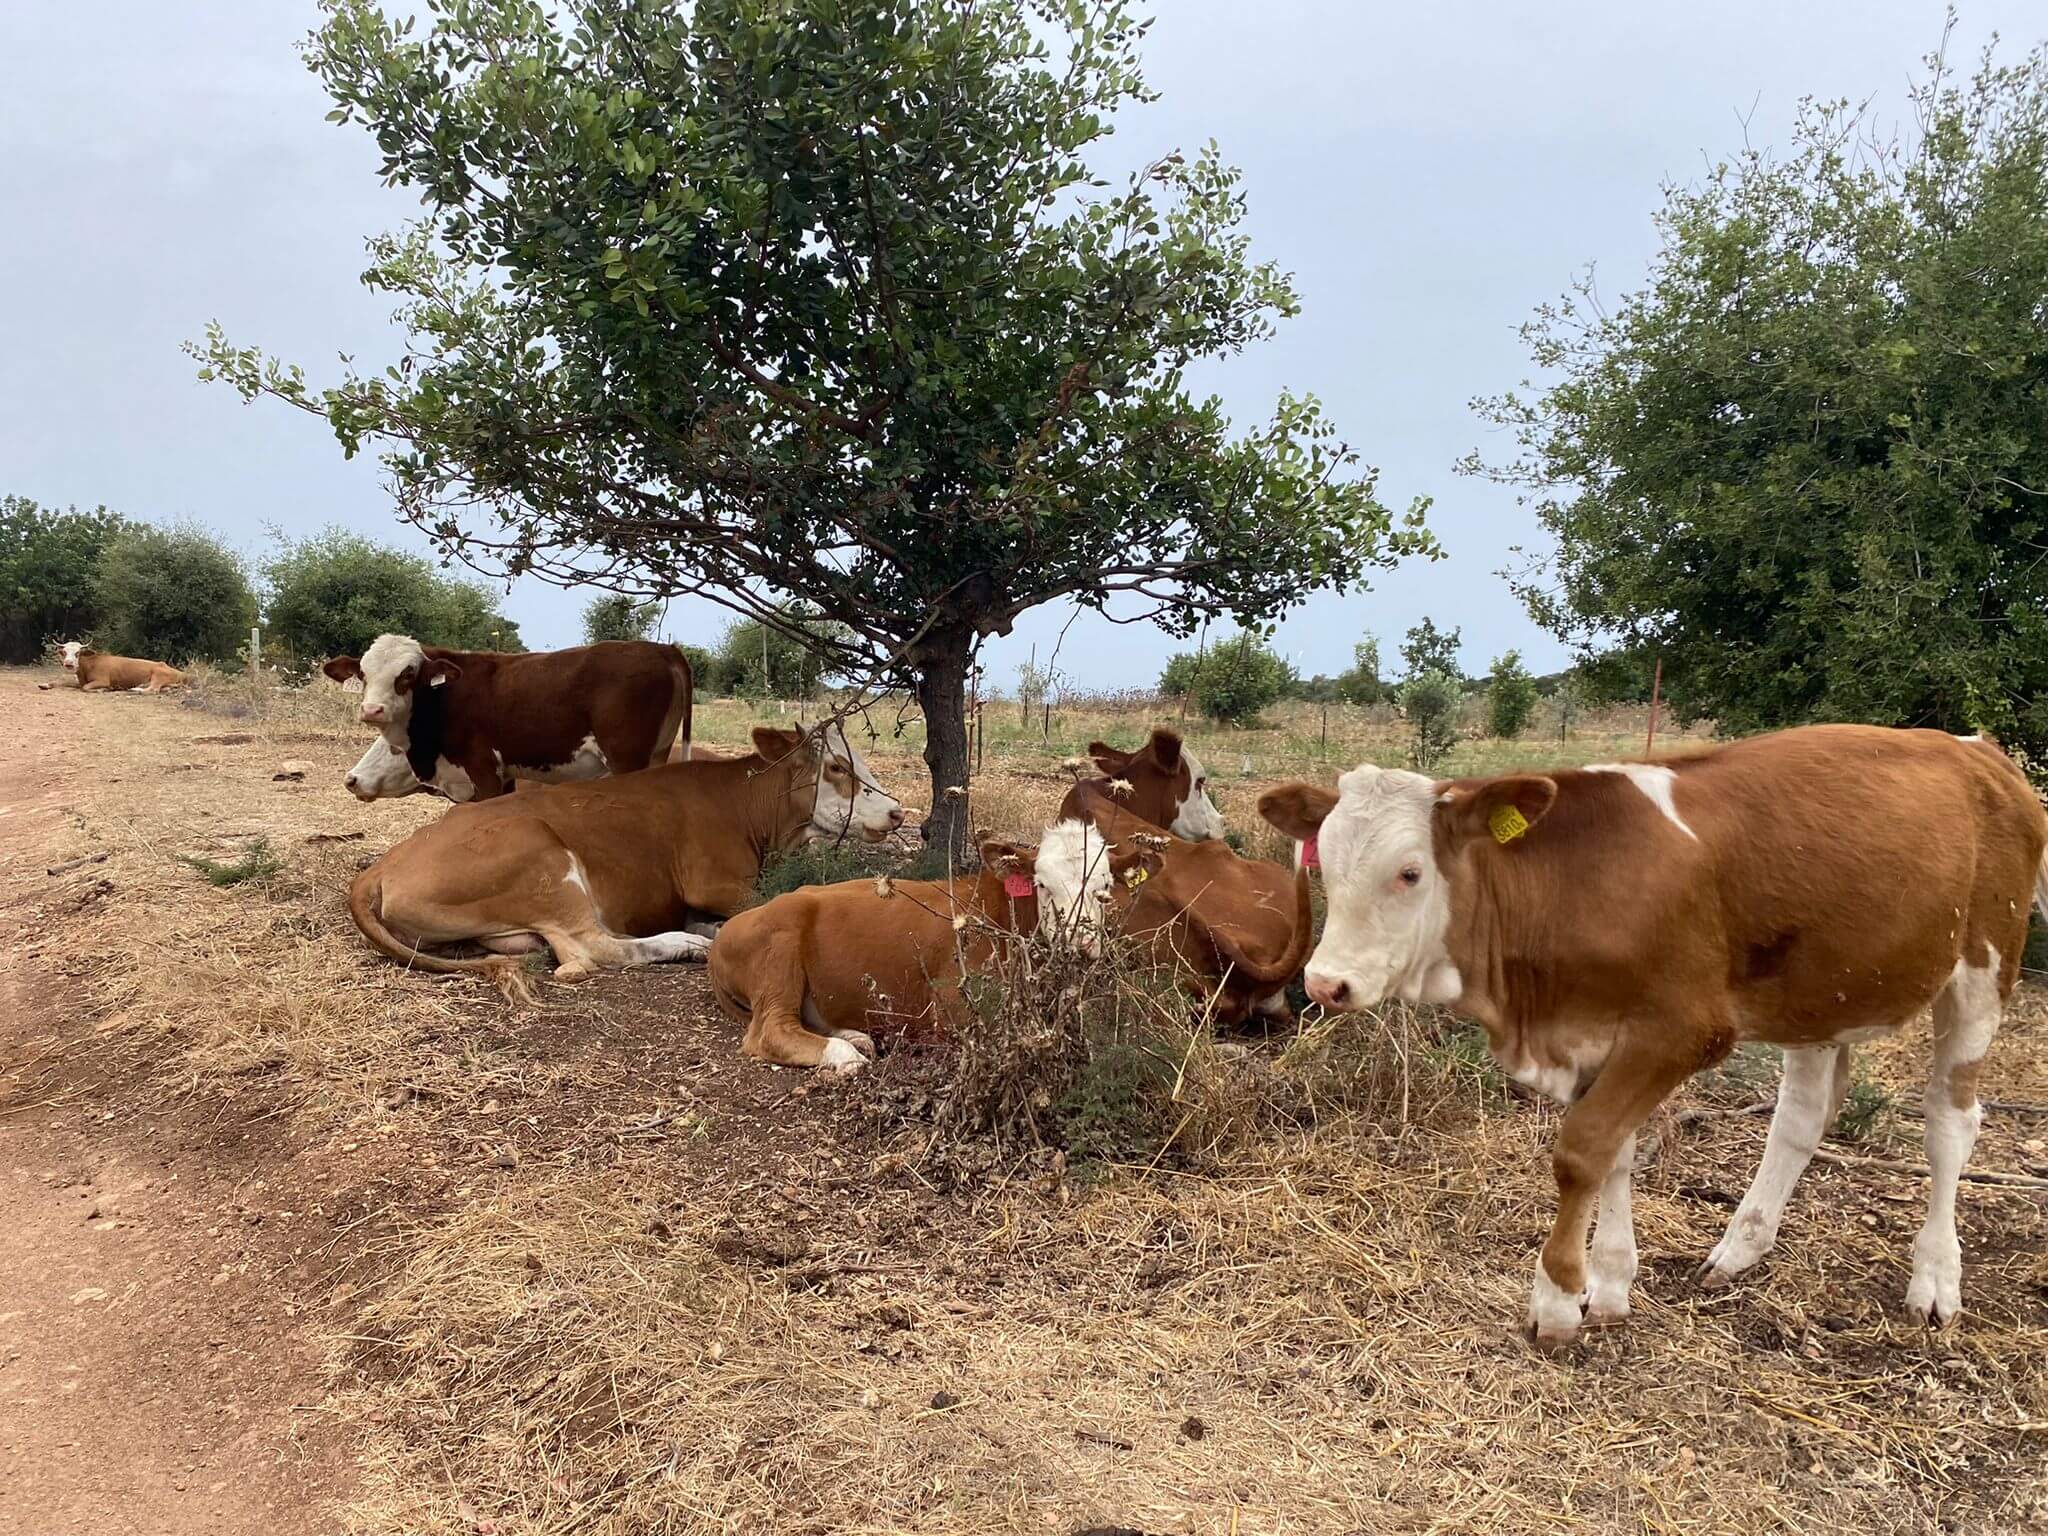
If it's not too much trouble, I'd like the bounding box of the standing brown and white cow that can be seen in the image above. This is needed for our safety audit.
[1260,724,2048,1346]
[1058,728,1227,841]
[325,634,692,801]
[58,641,186,692]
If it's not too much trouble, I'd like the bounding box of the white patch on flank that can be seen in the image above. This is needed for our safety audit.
[1527,1255,1585,1342]
[1583,762,1697,840]
[1031,818,1117,955]
[1955,733,1982,743]
[508,734,610,784]
[1168,746,1227,841]
[1298,764,1456,1010]
[1908,945,2003,1323]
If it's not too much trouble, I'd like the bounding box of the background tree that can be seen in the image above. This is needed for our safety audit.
[718,605,848,700]
[1399,618,1462,683]
[1486,649,1538,738]
[1336,637,1383,705]
[1156,635,1294,724]
[1469,36,2048,766]
[582,593,661,646]
[1400,669,1460,773]
[95,523,256,665]
[198,0,1432,853]
[264,528,523,661]
[0,496,129,663]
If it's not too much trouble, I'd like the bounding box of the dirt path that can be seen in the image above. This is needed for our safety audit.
[0,679,345,1534]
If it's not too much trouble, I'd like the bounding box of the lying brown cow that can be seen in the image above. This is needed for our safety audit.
[1057,727,1226,840]
[349,725,903,980]
[1065,779,1311,1025]
[58,641,185,692]
[1261,724,2048,1346]
[326,634,692,802]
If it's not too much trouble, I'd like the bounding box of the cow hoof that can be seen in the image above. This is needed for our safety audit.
[833,1030,876,1059]
[1693,1261,1736,1292]
[554,963,597,983]
[1904,1274,1962,1327]
[1525,1321,1582,1356]
[819,1037,869,1074]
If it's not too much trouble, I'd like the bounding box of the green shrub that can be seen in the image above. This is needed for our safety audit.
[1156,637,1296,723]
[1399,617,1462,683]
[582,593,660,644]
[1336,638,1383,705]
[95,523,256,665]
[1400,668,1460,771]
[0,496,130,664]
[1486,650,1539,739]
[179,837,284,887]
[718,605,848,699]
[262,528,520,660]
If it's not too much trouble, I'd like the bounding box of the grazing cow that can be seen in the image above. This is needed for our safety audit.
[1259,725,2048,1347]
[708,820,1135,1071]
[1065,778,1313,1025]
[348,725,903,980]
[326,635,692,802]
[1058,728,1226,841]
[59,642,185,692]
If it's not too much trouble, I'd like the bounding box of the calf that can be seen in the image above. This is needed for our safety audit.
[1058,727,1226,840]
[1260,724,2048,1347]
[59,642,185,692]
[707,820,1131,1071]
[326,634,692,801]
[1065,778,1312,1025]
[349,725,903,981]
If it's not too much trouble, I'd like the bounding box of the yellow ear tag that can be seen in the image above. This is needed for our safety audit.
[1489,803,1530,845]
[1124,866,1150,888]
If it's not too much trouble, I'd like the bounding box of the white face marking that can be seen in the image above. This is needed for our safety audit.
[1168,746,1227,841]
[1030,818,1117,955]
[805,723,903,842]
[507,734,610,784]
[60,641,82,671]
[1301,764,1457,1008]
[1583,763,1696,840]
[355,633,430,740]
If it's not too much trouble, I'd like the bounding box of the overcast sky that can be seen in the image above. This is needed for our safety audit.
[2,2,2033,690]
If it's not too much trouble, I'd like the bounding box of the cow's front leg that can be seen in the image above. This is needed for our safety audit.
[1584,1131,1638,1326]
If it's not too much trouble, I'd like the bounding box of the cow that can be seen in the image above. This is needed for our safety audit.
[1063,778,1312,1026]
[1258,724,2048,1348]
[1057,728,1226,841]
[325,634,692,802]
[348,724,903,981]
[58,642,185,692]
[707,819,1136,1071]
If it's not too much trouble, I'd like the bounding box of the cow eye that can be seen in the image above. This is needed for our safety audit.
[1400,866,1422,887]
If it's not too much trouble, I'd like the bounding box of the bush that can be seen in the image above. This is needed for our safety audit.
[718,605,848,699]
[582,593,660,644]
[1399,617,1462,683]
[1486,650,1538,739]
[677,643,720,694]
[0,495,130,663]
[1335,637,1383,705]
[1156,637,1296,723]
[1401,668,1460,772]
[263,529,521,661]
[94,523,256,665]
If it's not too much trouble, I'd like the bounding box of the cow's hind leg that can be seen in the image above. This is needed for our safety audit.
[727,939,867,1072]
[517,854,709,980]
[1907,949,2003,1324]
[1697,1043,1850,1288]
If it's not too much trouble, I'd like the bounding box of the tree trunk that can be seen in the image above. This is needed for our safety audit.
[913,628,973,863]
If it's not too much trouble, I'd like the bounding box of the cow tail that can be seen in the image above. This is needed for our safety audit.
[348,862,520,981]
[671,643,695,759]
[1205,867,1317,990]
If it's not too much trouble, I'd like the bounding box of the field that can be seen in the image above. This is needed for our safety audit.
[2,664,2046,1535]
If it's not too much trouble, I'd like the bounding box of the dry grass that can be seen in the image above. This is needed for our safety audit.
[9,665,2047,1536]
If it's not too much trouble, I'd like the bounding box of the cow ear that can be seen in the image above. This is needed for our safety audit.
[1108,839,1166,884]
[1086,739,1128,774]
[1437,775,1558,848]
[419,656,462,688]
[978,839,1035,876]
[750,725,805,760]
[1258,782,1337,842]
[1145,728,1183,771]
[322,656,361,683]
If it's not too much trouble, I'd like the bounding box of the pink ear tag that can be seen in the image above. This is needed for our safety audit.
[1002,872,1034,899]
[1300,834,1320,871]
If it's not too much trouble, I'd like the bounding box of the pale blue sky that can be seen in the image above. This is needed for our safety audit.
[2,2,2032,689]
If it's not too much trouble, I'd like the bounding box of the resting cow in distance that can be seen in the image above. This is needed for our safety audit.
[1058,728,1226,841]
[325,634,692,802]
[1259,724,2048,1348]
[58,641,185,692]
[349,725,902,981]
[708,819,1137,1071]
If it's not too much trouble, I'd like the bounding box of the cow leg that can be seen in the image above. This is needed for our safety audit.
[1696,1044,1849,1287]
[1908,951,2004,1324]
[1584,1132,1638,1326]
[1530,1040,1695,1349]
[725,943,868,1072]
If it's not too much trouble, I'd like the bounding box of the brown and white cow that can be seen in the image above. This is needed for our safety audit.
[59,642,186,692]
[1057,728,1226,841]
[707,820,1133,1071]
[349,725,903,981]
[1260,724,2048,1347]
[1064,778,1312,1025]
[325,635,692,802]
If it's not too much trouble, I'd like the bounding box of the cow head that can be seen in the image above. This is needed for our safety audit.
[59,641,85,672]
[342,735,452,802]
[324,634,460,739]
[1088,728,1225,841]
[1260,768,1555,1012]
[753,723,905,843]
[1025,818,1162,956]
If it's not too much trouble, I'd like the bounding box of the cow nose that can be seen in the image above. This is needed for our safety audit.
[1305,973,1351,1010]
[886,807,906,828]
[360,704,384,722]
[344,774,358,790]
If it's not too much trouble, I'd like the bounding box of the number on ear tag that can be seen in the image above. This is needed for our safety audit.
[1002,872,1033,899]
[1489,804,1530,844]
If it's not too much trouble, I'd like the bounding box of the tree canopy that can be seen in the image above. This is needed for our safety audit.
[0,496,130,664]
[582,593,661,645]
[95,523,257,665]
[1470,36,2048,765]
[264,528,524,660]
[197,0,1432,849]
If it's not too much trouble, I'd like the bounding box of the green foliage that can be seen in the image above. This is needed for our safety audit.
[0,496,130,664]
[750,839,951,907]
[1399,618,1462,683]
[1471,41,2048,762]
[676,644,720,695]
[1336,637,1383,705]
[718,606,849,700]
[1486,650,1538,739]
[1571,647,1658,706]
[582,593,660,645]
[198,0,1434,854]
[179,837,284,888]
[1833,1062,1895,1146]
[1157,636,1295,723]
[263,528,521,661]
[1400,668,1461,772]
[94,523,255,665]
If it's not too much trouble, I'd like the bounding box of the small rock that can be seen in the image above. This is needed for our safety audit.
[929,1390,961,1410]
[1179,1415,1207,1441]
[488,1148,518,1170]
